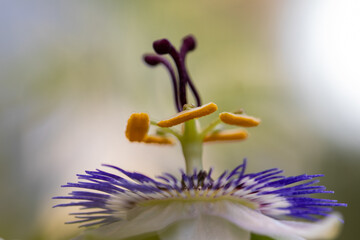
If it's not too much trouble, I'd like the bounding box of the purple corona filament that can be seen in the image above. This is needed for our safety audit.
[53,159,346,228]
[144,35,201,112]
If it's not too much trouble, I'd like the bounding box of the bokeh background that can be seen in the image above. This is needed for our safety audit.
[1,0,359,239]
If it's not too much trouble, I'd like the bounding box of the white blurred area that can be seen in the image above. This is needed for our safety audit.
[278,0,360,150]
[0,1,184,238]
[23,100,182,189]
[23,100,183,238]
[1,1,358,239]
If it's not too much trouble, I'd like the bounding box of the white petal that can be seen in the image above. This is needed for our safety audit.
[80,203,191,239]
[159,215,250,240]
[212,201,343,240]
[279,216,343,240]
[74,200,342,240]
[76,201,250,240]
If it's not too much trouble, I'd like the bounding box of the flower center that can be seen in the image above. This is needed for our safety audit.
[124,35,261,175]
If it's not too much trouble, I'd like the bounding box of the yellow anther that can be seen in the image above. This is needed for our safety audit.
[143,135,175,145]
[204,129,248,142]
[125,113,150,142]
[157,102,218,128]
[219,112,260,127]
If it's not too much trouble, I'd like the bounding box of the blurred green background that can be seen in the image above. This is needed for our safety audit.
[1,1,359,239]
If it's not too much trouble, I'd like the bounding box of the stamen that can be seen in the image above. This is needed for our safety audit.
[180,35,201,107]
[180,35,196,58]
[153,38,188,107]
[151,36,202,110]
[157,102,218,128]
[143,54,181,112]
[204,129,248,142]
[143,135,175,145]
[125,113,150,142]
[219,112,261,127]
[153,38,172,54]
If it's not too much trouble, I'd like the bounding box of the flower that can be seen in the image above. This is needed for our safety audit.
[54,35,346,240]
[54,159,345,240]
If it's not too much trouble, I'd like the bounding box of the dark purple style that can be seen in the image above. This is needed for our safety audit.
[144,35,201,112]
[53,159,346,228]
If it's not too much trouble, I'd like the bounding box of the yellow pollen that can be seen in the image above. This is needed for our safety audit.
[219,112,261,127]
[157,102,218,128]
[143,135,175,145]
[125,113,150,142]
[204,129,248,142]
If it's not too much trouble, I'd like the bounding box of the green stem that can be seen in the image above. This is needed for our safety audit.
[181,119,203,174]
[150,120,182,139]
[200,118,222,138]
